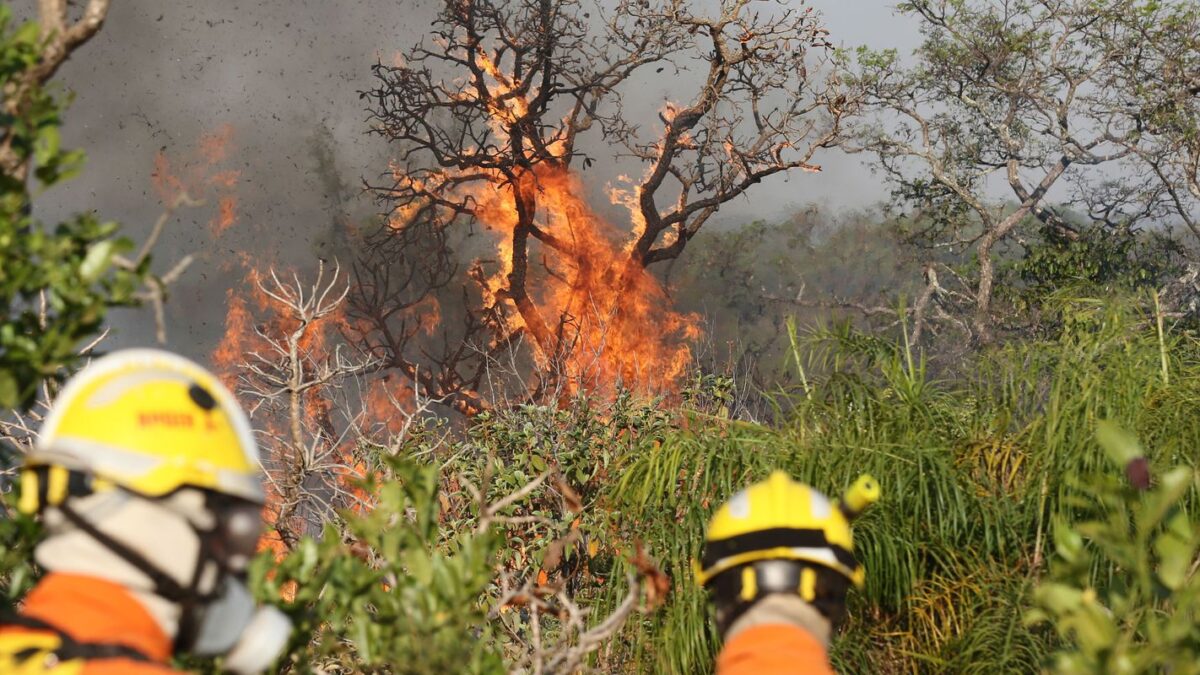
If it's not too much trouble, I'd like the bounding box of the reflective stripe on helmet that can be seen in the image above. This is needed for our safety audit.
[702,527,858,573]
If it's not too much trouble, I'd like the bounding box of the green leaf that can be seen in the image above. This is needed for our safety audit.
[0,369,17,408]
[1154,510,1195,591]
[1071,603,1118,654]
[79,239,116,283]
[297,537,319,581]
[12,20,40,48]
[405,550,433,585]
[33,125,60,167]
[1053,517,1085,564]
[1096,420,1141,467]
[1034,582,1083,615]
[1139,467,1195,533]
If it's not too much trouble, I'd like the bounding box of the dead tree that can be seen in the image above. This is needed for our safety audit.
[354,0,856,411]
[234,263,382,548]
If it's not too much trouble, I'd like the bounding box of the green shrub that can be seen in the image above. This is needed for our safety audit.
[1027,424,1200,674]
[0,4,146,609]
[599,297,1200,673]
[256,457,506,674]
[0,6,146,410]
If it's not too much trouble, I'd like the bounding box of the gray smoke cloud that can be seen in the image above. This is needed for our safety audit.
[29,0,920,364]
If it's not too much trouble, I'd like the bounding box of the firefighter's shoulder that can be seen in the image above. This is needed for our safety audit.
[0,624,179,675]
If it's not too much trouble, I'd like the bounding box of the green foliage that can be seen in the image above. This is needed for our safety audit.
[0,482,40,611]
[1001,221,1184,333]
[236,297,1200,674]
[7,290,1200,672]
[671,208,923,383]
[0,2,146,619]
[847,0,1200,345]
[257,457,506,674]
[1028,428,1200,674]
[600,296,1200,673]
[450,394,674,671]
[0,6,145,410]
[1013,225,1181,295]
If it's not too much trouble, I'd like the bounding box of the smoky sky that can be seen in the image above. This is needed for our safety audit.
[31,0,921,363]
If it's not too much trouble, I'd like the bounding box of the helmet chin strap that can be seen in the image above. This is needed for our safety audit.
[55,500,225,653]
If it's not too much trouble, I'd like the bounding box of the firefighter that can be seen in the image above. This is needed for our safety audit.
[696,471,879,674]
[0,349,291,674]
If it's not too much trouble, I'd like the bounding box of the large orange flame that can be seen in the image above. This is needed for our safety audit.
[404,50,701,397]
[485,164,700,396]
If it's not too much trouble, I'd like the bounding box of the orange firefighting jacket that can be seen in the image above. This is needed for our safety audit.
[0,573,179,674]
[716,623,836,675]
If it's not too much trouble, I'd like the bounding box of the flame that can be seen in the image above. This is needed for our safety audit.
[213,196,238,237]
[139,128,423,565]
[198,125,234,163]
[452,163,700,396]
[472,52,529,126]
[395,52,702,398]
[211,289,253,392]
[151,123,240,238]
[607,176,648,252]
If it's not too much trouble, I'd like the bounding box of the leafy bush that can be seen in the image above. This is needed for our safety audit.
[0,486,39,609]
[1028,424,1200,674]
[0,6,146,410]
[0,5,148,610]
[257,457,506,674]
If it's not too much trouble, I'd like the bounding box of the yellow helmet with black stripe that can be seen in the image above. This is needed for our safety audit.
[696,471,879,590]
[20,349,263,512]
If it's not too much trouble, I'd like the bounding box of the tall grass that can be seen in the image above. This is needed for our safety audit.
[600,296,1200,673]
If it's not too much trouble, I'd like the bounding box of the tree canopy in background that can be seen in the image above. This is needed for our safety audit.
[848,0,1200,344]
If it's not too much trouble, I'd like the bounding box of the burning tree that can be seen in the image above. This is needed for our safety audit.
[230,264,379,548]
[352,0,856,414]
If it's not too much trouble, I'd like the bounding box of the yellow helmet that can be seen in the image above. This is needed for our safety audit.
[20,349,263,511]
[696,471,878,589]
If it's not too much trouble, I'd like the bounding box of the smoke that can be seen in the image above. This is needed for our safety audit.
[27,0,434,360]
[28,0,918,363]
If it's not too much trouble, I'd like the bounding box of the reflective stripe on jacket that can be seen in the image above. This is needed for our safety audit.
[716,623,836,675]
[0,573,179,674]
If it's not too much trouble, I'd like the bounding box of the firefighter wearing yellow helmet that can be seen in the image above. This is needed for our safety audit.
[0,349,291,674]
[697,471,879,675]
